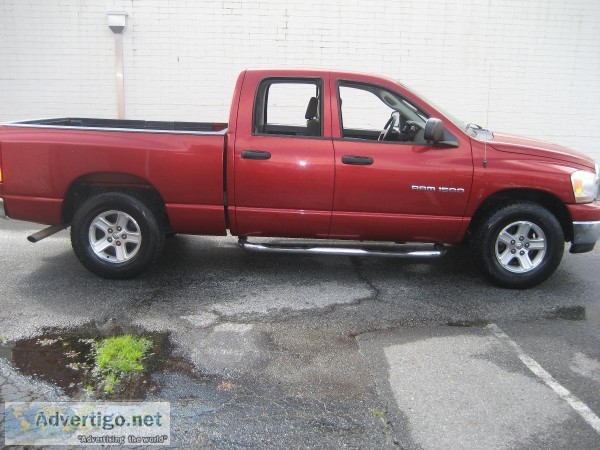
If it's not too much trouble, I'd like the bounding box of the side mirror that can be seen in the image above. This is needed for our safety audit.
[424,118,444,143]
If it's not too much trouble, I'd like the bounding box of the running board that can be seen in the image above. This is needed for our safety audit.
[238,238,446,259]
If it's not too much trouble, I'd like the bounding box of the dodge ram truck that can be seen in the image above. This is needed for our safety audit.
[0,69,599,288]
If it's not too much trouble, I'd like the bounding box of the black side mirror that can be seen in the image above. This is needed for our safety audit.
[424,118,444,143]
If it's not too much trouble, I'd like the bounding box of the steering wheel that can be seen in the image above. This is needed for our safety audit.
[378,113,397,141]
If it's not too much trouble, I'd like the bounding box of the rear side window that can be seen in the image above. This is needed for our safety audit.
[254,78,322,137]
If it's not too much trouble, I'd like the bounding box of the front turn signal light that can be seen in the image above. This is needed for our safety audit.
[571,170,598,203]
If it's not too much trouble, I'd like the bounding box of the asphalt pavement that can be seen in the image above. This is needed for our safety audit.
[0,219,599,448]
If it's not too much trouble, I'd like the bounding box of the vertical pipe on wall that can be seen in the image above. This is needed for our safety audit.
[106,12,128,120]
[114,33,125,119]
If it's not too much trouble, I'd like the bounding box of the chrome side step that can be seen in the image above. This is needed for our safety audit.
[238,238,446,259]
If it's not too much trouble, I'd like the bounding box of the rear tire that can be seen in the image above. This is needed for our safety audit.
[473,202,564,289]
[71,192,165,279]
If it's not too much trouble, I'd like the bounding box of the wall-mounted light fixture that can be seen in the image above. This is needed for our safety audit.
[106,12,128,119]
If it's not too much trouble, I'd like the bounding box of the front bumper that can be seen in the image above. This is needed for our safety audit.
[0,198,8,219]
[570,220,600,253]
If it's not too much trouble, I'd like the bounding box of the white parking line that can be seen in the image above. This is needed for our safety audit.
[488,323,600,435]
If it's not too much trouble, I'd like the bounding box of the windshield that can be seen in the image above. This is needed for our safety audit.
[396,81,467,131]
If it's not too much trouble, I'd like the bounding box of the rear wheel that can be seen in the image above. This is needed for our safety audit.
[71,192,165,279]
[473,202,564,289]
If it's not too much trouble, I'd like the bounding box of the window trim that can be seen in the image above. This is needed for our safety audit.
[252,77,324,139]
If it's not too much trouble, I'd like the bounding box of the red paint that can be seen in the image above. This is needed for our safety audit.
[490,132,595,170]
[233,207,331,238]
[329,139,473,241]
[2,195,62,224]
[568,202,600,222]
[329,212,463,243]
[1,68,598,245]
[166,204,226,236]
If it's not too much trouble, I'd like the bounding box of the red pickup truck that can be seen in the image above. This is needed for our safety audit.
[0,69,598,288]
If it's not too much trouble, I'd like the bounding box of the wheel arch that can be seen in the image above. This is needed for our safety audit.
[62,172,170,230]
[467,188,573,242]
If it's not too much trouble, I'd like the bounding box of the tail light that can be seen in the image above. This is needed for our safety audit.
[596,163,599,201]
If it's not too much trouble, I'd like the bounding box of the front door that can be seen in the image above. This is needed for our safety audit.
[330,80,474,243]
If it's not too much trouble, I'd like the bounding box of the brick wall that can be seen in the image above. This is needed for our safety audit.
[1,0,599,162]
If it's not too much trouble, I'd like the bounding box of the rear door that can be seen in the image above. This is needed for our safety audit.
[232,73,334,238]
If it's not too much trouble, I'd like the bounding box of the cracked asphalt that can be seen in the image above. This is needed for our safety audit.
[1,219,600,448]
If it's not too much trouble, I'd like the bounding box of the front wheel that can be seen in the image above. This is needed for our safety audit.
[71,192,165,279]
[474,202,564,289]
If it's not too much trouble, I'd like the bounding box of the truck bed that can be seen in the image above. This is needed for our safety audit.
[6,117,228,134]
[0,118,228,235]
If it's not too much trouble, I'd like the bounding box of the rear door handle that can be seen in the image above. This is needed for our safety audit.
[342,155,374,165]
[242,150,271,160]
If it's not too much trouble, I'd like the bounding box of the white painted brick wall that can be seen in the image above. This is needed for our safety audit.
[1,0,599,162]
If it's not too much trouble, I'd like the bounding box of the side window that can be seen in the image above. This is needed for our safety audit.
[338,82,429,142]
[254,79,322,137]
[339,85,394,131]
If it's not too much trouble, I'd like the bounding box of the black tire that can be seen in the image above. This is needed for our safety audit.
[71,192,165,279]
[473,202,564,289]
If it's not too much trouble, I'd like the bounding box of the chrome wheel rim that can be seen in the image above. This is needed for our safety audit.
[88,210,142,263]
[494,221,546,273]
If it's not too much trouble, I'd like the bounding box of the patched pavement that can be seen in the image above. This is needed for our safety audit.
[1,220,599,448]
[358,320,600,449]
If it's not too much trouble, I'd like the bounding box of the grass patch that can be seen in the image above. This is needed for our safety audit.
[0,335,6,344]
[6,326,168,400]
[369,408,387,420]
[93,335,153,395]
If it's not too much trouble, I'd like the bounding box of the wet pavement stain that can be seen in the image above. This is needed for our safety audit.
[0,321,197,400]
[447,319,490,327]
[544,305,586,321]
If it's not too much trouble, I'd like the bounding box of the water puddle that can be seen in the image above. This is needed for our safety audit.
[544,305,586,321]
[0,322,201,400]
